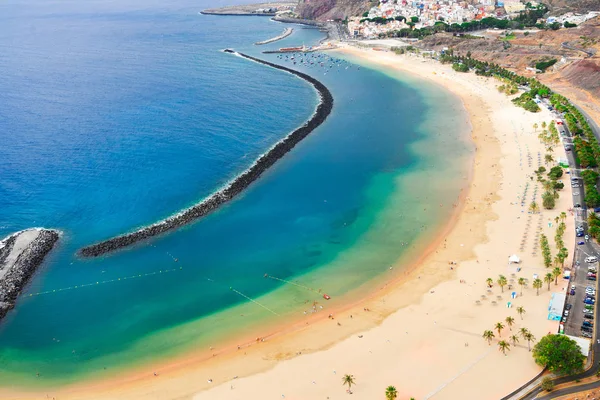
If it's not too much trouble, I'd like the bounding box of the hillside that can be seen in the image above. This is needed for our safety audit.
[417,16,600,127]
[295,0,371,21]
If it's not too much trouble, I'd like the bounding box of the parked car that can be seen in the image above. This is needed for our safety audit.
[562,316,568,323]
[584,298,595,304]
[577,232,585,237]
[566,303,573,310]
[579,241,586,245]
[584,314,595,320]
[564,310,570,317]
[583,321,594,327]
[583,331,593,338]
[586,235,590,240]
[586,257,597,264]
[582,325,593,332]
[571,289,576,295]
[575,203,582,207]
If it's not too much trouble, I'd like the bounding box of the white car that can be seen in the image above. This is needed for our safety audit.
[586,256,598,263]
[574,191,580,196]
[572,285,577,291]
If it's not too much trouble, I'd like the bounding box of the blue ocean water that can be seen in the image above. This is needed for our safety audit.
[0,0,472,385]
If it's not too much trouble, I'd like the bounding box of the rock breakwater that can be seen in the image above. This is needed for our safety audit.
[255,27,293,45]
[78,50,334,258]
[0,229,59,321]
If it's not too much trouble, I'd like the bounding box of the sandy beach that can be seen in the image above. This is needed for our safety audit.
[0,46,575,400]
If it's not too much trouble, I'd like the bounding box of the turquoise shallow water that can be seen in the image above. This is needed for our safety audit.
[0,0,472,386]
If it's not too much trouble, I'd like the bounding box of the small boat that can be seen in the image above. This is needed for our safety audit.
[323,294,331,300]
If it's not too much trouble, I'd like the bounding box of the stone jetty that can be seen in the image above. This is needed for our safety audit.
[78,50,334,258]
[255,27,293,45]
[0,228,60,321]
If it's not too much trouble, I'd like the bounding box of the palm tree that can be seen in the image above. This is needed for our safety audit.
[519,327,529,339]
[482,330,495,345]
[524,332,536,351]
[529,201,539,214]
[486,277,493,288]
[533,122,539,132]
[552,267,562,285]
[542,121,547,129]
[542,180,553,192]
[342,374,355,393]
[516,306,526,320]
[495,322,505,337]
[385,386,398,400]
[544,154,554,165]
[498,340,511,355]
[505,316,515,330]
[560,211,567,222]
[533,278,543,295]
[544,273,553,290]
[554,216,560,224]
[509,334,520,346]
[518,277,527,295]
[497,275,508,293]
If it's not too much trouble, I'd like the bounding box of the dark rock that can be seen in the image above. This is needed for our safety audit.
[78,51,334,258]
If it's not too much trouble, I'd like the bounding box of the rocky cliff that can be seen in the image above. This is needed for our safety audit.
[295,0,371,21]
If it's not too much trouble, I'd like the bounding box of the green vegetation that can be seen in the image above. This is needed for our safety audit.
[541,376,555,391]
[512,92,541,112]
[498,340,511,355]
[497,78,519,95]
[588,213,600,239]
[385,386,398,400]
[540,234,552,268]
[533,334,585,375]
[582,170,600,208]
[497,275,508,292]
[535,59,557,72]
[483,329,495,345]
[533,278,543,295]
[342,374,356,392]
[495,321,505,337]
[542,191,555,209]
[517,279,527,296]
[549,94,600,170]
[452,63,469,72]
[564,21,577,28]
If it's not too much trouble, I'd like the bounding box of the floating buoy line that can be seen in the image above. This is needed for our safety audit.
[27,267,184,297]
[229,286,280,316]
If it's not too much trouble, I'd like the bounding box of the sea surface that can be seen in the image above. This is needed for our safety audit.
[0,0,473,386]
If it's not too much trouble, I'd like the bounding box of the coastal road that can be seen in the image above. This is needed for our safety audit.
[519,108,600,400]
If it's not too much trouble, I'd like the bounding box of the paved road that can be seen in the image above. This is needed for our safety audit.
[561,41,595,58]
[519,103,600,399]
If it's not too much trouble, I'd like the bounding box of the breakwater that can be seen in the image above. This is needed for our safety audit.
[255,27,293,45]
[0,229,59,321]
[78,50,334,258]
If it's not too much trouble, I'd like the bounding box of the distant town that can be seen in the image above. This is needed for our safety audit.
[348,0,599,39]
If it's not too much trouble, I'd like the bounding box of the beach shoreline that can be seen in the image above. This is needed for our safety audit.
[0,45,570,400]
